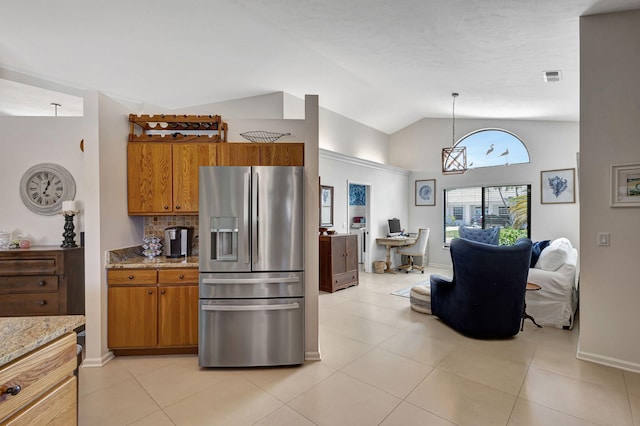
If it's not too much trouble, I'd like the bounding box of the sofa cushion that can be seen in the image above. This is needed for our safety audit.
[536,238,572,271]
[531,240,551,267]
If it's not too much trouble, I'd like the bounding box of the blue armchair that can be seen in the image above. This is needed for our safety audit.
[430,237,532,338]
[458,225,500,245]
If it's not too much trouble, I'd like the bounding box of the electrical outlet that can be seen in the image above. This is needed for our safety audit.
[597,232,610,246]
[343,223,347,229]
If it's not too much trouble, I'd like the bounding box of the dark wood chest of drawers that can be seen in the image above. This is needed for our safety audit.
[0,247,84,316]
[319,234,359,293]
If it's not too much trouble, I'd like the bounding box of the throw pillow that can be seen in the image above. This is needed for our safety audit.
[536,238,572,271]
[530,240,551,267]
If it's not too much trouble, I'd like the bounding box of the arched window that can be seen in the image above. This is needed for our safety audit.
[456,129,529,170]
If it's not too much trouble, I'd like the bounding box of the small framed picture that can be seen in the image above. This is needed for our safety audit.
[611,163,640,207]
[541,168,575,204]
[415,179,436,206]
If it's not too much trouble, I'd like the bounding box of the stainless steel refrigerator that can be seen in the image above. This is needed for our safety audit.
[198,166,304,367]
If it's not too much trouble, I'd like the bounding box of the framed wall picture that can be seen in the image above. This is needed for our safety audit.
[541,168,575,204]
[611,163,640,207]
[415,179,436,206]
[320,185,334,226]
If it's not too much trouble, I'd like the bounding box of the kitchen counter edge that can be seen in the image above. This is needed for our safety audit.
[0,315,85,366]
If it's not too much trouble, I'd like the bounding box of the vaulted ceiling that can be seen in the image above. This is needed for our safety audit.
[1,0,639,133]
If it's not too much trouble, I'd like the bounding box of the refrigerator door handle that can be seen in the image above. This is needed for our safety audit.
[201,302,300,312]
[243,171,250,264]
[254,171,260,264]
[201,277,301,285]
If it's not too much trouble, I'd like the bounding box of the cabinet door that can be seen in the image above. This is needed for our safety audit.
[345,235,359,272]
[173,143,217,213]
[218,143,260,166]
[108,286,157,348]
[158,285,198,347]
[331,237,347,275]
[259,143,304,166]
[128,143,172,214]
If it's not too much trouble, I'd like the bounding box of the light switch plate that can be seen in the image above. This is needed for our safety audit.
[597,232,610,246]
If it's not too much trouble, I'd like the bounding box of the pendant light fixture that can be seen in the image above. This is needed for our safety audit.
[441,92,467,174]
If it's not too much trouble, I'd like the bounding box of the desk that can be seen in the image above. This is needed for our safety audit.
[375,237,416,273]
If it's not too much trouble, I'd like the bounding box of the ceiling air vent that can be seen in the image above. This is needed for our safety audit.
[543,70,562,82]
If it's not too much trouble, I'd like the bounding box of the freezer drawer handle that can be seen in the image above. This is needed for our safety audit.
[202,302,300,312]
[201,277,300,285]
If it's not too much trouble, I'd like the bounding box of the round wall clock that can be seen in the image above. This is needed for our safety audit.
[19,163,76,215]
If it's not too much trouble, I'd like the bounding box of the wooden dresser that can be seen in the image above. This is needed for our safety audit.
[319,234,359,293]
[0,247,85,317]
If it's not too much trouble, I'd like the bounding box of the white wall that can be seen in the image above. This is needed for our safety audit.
[0,116,87,244]
[390,118,580,267]
[319,149,410,270]
[81,93,143,366]
[319,108,390,164]
[578,10,640,372]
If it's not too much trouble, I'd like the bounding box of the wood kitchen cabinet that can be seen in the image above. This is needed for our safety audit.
[218,143,304,166]
[107,268,198,355]
[0,247,84,317]
[127,142,217,215]
[0,333,78,425]
[319,234,359,293]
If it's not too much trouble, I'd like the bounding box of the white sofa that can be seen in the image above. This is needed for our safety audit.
[526,238,579,329]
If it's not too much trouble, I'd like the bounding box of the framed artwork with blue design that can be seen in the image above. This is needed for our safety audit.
[415,179,436,206]
[541,168,575,204]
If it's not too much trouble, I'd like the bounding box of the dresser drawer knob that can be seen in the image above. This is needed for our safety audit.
[39,280,46,286]
[148,290,153,295]
[179,274,185,279]
[164,205,169,210]
[39,300,47,306]
[161,290,166,294]
[175,205,181,210]
[2,385,21,396]
[128,275,134,280]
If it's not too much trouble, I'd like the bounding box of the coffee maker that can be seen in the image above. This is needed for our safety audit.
[164,226,193,258]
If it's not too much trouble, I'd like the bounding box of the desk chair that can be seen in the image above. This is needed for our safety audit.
[397,228,430,273]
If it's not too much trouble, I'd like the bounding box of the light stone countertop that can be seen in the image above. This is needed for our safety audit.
[0,315,85,366]
[105,246,198,269]
[106,255,199,269]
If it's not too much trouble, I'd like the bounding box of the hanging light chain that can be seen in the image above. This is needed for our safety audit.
[451,92,459,146]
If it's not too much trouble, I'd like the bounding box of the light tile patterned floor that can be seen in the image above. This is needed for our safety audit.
[79,267,640,425]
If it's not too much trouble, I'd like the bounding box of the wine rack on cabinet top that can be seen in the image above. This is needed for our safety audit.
[129,114,228,143]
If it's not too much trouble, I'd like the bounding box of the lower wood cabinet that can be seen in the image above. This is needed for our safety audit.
[319,234,359,293]
[107,268,198,355]
[0,333,78,425]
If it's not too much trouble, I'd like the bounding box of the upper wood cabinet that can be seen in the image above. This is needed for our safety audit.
[127,142,217,215]
[127,139,304,215]
[218,143,304,166]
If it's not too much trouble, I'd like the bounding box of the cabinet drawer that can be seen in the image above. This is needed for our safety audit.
[0,293,60,316]
[0,259,58,276]
[3,375,76,425]
[108,269,157,285]
[334,271,358,287]
[158,268,198,284]
[0,276,59,293]
[0,333,77,422]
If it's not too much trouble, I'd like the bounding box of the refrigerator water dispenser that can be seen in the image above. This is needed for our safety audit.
[210,217,238,261]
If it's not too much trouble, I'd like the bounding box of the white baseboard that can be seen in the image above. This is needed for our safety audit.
[81,351,114,368]
[577,349,640,374]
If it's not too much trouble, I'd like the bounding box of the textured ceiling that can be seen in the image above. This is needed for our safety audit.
[1,0,639,133]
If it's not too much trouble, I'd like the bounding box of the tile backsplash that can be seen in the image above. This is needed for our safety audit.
[143,216,199,253]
